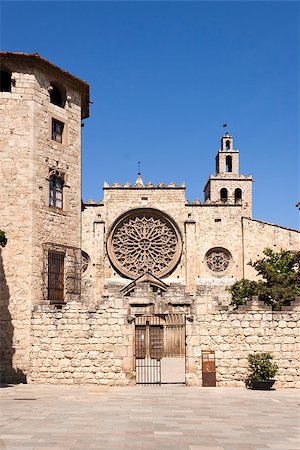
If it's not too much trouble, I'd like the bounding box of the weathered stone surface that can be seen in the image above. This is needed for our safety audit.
[1,52,299,388]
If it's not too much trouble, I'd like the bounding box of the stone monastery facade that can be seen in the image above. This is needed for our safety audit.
[1,52,299,387]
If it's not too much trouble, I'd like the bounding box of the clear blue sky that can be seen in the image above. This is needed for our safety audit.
[1,1,299,229]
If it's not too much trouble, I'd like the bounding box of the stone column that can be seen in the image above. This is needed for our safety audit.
[93,220,105,300]
[184,219,196,294]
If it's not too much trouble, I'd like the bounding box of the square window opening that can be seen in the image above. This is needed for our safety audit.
[51,119,64,143]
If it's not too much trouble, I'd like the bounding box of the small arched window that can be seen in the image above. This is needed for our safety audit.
[234,188,242,204]
[225,140,230,150]
[220,188,228,202]
[226,155,232,172]
[49,174,63,209]
[50,83,65,107]
[0,70,12,92]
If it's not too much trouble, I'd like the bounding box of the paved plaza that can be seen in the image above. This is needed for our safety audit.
[0,384,299,450]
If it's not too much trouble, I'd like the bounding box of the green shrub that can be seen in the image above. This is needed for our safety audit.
[247,352,278,381]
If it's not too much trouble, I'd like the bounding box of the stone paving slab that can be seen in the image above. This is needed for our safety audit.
[0,384,299,449]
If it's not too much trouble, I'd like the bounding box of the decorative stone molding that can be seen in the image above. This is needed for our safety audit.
[120,272,168,296]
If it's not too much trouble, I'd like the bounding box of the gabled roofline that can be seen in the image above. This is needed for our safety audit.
[0,52,90,119]
[242,217,300,233]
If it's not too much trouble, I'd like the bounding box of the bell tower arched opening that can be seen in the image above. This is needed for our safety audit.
[220,188,228,202]
[226,155,232,172]
[235,188,242,204]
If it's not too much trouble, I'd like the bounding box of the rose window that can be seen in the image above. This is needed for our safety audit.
[81,251,89,273]
[107,209,182,279]
[206,248,231,272]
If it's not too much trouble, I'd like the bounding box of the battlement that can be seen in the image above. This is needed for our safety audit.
[103,180,186,189]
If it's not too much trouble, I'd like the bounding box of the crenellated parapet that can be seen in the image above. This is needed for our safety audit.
[103,180,186,189]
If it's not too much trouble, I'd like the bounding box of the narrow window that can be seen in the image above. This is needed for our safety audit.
[49,174,63,209]
[226,155,232,172]
[225,139,230,150]
[235,188,242,204]
[50,84,65,107]
[220,188,228,202]
[48,251,65,303]
[0,70,11,92]
[51,119,64,143]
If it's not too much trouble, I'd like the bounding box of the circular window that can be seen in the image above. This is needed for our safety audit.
[107,208,182,279]
[205,248,231,272]
[81,251,90,273]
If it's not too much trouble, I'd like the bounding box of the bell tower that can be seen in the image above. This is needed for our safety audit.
[204,133,253,217]
[216,133,239,175]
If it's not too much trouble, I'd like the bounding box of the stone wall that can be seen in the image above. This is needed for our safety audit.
[30,297,133,385]
[206,176,253,218]
[0,55,86,381]
[0,68,35,381]
[29,293,300,388]
[243,218,300,279]
[187,297,300,388]
[82,190,247,300]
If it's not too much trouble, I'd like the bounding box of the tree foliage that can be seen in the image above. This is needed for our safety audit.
[228,248,300,310]
[0,230,7,248]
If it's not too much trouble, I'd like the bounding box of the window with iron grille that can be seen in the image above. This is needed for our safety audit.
[48,251,65,303]
[51,119,64,143]
[49,174,63,209]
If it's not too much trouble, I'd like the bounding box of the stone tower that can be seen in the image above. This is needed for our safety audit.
[0,52,89,382]
[203,133,252,217]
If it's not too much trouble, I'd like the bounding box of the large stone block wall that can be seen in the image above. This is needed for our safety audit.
[187,298,300,388]
[29,294,300,388]
[30,298,133,385]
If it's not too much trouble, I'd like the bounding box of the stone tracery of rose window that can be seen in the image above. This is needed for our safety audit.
[206,248,231,272]
[108,210,182,279]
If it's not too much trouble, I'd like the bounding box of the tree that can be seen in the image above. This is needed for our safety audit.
[228,248,300,310]
[0,229,7,247]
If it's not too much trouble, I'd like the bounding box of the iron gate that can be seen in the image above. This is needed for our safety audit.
[135,314,186,385]
[135,315,163,385]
